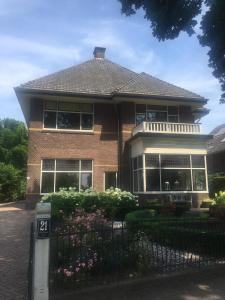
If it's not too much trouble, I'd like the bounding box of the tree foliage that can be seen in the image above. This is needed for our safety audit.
[119,0,225,103]
[0,119,28,202]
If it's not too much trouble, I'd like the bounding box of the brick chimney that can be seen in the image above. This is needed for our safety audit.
[93,47,106,59]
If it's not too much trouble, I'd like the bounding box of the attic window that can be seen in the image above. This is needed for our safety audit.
[43,101,93,131]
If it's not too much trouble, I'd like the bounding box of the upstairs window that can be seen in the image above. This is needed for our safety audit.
[136,104,179,125]
[44,101,93,131]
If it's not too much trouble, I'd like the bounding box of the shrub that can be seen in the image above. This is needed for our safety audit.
[42,188,138,220]
[214,191,225,205]
[0,163,26,202]
[208,174,225,198]
[173,201,191,217]
[208,191,225,220]
[200,200,214,208]
[209,205,225,220]
[125,209,156,223]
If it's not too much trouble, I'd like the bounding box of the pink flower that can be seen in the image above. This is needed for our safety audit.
[65,271,74,277]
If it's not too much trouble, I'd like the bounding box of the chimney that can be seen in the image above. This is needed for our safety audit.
[93,47,106,59]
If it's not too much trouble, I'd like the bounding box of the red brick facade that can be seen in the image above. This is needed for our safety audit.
[26,99,137,200]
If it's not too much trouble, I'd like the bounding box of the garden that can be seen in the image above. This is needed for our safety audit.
[43,188,225,292]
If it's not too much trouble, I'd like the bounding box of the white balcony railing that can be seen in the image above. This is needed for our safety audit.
[132,121,201,136]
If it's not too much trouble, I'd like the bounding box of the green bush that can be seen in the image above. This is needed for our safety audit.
[214,191,225,205]
[42,188,138,220]
[125,209,156,224]
[173,201,191,217]
[209,205,225,220]
[208,174,225,198]
[0,163,26,202]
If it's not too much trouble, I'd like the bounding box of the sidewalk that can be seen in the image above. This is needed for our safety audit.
[51,265,225,300]
[0,201,34,300]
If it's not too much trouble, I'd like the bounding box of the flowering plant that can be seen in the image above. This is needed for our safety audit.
[54,208,107,281]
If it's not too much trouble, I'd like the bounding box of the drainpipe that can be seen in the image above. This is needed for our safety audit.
[112,96,121,188]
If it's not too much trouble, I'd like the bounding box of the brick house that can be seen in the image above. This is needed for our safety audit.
[15,47,211,207]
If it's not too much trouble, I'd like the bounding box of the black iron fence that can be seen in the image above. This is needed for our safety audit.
[49,218,225,290]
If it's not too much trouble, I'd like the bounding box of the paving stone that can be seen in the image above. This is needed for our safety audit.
[0,202,34,300]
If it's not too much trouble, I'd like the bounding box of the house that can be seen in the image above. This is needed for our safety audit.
[15,47,211,207]
[207,123,225,174]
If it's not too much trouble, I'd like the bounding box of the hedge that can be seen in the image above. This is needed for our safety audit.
[42,188,138,220]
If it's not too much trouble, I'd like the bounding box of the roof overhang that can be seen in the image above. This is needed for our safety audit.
[129,132,213,143]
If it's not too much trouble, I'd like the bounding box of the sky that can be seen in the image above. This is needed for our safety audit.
[0,0,223,134]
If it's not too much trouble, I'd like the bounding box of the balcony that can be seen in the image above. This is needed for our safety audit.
[132,121,201,136]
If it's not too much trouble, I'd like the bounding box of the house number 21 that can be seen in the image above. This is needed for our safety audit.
[37,218,50,238]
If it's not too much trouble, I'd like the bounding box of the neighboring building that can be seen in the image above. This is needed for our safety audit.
[207,123,225,174]
[15,47,211,207]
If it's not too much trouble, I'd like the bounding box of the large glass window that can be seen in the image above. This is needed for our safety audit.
[136,104,179,125]
[192,169,206,191]
[41,159,92,193]
[161,169,191,191]
[132,155,144,192]
[132,154,207,193]
[43,101,93,131]
[146,169,160,191]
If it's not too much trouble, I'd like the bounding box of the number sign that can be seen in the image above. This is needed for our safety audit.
[37,218,50,238]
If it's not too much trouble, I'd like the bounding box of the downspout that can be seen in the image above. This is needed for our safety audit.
[112,96,121,188]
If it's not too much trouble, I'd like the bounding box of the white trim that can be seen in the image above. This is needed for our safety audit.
[43,100,94,131]
[205,155,209,193]
[135,104,179,125]
[132,154,208,193]
[135,191,208,194]
[143,154,146,192]
[40,158,93,194]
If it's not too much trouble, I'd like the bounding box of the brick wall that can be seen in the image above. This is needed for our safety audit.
[27,99,122,200]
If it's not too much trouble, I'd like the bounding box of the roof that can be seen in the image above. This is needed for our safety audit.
[16,57,206,102]
[208,123,225,154]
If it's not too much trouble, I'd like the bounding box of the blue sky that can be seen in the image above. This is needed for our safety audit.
[0,0,222,133]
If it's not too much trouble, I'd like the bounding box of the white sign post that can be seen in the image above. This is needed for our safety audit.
[33,202,51,300]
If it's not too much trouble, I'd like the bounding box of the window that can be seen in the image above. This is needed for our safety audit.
[135,104,179,125]
[161,169,191,191]
[43,101,93,131]
[41,159,92,193]
[104,172,117,190]
[132,155,144,192]
[132,154,207,193]
[146,169,160,191]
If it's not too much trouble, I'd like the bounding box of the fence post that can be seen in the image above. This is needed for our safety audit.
[33,202,51,300]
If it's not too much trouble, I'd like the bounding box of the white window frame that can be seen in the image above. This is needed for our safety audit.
[43,100,94,132]
[132,154,208,194]
[135,104,179,125]
[40,159,93,194]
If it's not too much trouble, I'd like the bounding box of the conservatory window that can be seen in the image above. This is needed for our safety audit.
[132,154,207,193]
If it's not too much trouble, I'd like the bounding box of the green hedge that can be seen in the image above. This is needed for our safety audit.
[42,188,138,220]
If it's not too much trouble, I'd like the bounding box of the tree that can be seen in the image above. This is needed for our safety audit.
[119,0,225,103]
[0,119,28,202]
